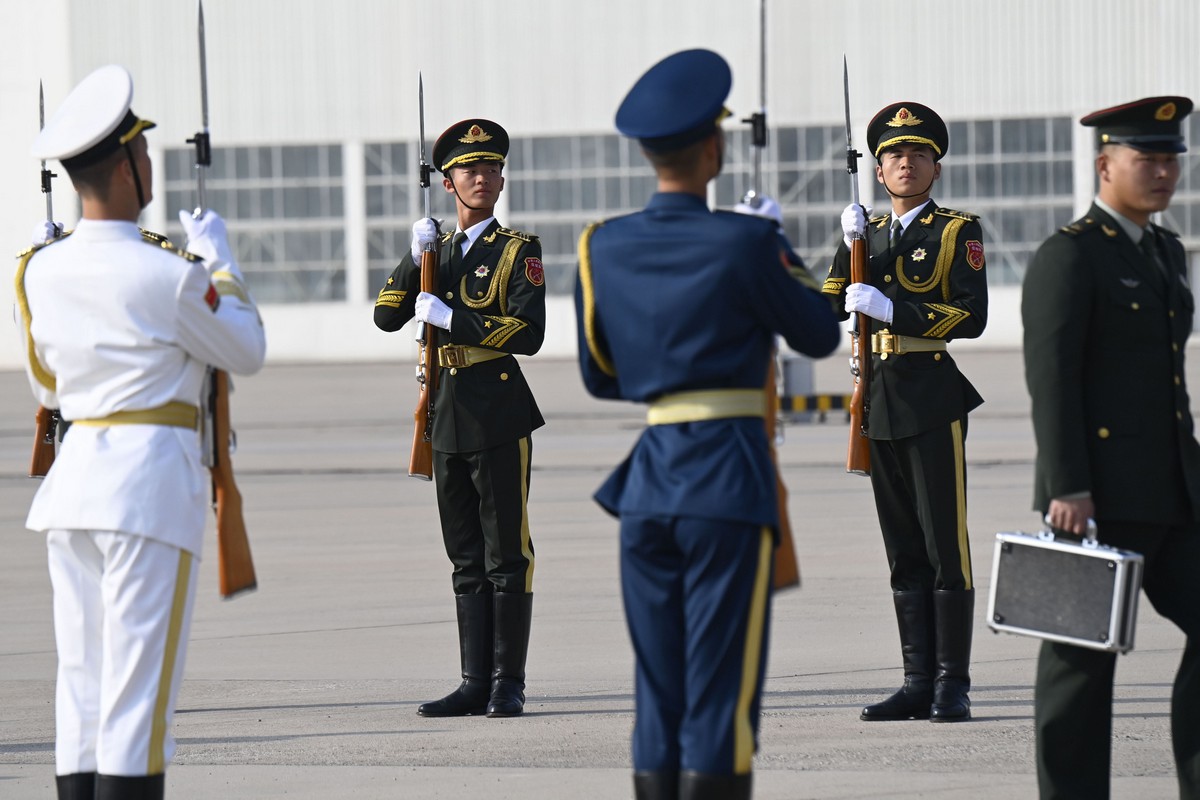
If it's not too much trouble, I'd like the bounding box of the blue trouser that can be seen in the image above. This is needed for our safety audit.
[620,515,774,776]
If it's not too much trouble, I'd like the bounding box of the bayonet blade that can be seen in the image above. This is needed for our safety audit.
[187,0,212,217]
[198,0,209,130]
[418,72,431,220]
[39,81,54,222]
[843,55,861,206]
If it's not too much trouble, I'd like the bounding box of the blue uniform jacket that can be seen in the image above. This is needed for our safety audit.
[575,192,841,526]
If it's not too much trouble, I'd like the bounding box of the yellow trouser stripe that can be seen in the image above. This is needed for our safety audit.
[734,528,773,774]
[148,550,192,775]
[951,419,972,589]
[519,437,535,592]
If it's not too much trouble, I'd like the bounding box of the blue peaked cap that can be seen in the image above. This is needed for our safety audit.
[616,49,732,152]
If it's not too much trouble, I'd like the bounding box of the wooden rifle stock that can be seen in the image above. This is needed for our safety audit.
[846,236,872,476]
[408,247,439,480]
[764,357,800,590]
[210,369,257,598]
[29,405,59,478]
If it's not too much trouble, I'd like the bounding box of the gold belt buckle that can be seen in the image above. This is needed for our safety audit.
[439,345,468,368]
[873,332,898,354]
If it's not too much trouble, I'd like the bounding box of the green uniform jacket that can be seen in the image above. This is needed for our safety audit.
[1023,203,1200,524]
[374,220,546,454]
[823,200,988,440]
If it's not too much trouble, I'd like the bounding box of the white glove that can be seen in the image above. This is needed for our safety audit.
[733,195,783,226]
[841,203,868,248]
[415,291,453,331]
[411,218,439,261]
[31,221,63,245]
[845,282,893,324]
[178,209,238,274]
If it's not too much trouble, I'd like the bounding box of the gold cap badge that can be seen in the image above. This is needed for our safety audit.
[1155,102,1177,121]
[459,124,493,144]
[886,107,924,127]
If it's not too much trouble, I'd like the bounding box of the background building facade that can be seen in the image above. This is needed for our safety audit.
[3,0,1197,366]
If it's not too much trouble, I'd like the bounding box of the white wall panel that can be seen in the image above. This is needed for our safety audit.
[1,0,1195,368]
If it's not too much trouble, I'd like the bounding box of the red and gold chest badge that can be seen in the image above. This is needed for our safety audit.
[911,247,928,262]
[965,240,985,271]
[525,256,544,286]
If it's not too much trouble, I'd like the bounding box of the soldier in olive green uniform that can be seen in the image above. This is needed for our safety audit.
[824,102,988,723]
[1023,96,1200,800]
[374,119,545,719]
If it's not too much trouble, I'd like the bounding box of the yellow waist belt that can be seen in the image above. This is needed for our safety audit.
[438,345,507,368]
[871,332,947,355]
[647,389,767,426]
[72,401,200,430]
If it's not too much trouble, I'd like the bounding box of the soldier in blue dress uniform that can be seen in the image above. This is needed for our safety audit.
[822,102,988,723]
[575,49,841,800]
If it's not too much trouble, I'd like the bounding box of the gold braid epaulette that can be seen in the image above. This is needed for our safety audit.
[495,226,538,243]
[140,229,201,262]
[934,208,979,222]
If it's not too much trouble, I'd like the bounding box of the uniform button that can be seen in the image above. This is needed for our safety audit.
[912,275,921,281]
[445,291,454,300]
[1131,302,1140,311]
[934,352,942,361]
[1174,343,1180,352]
[500,373,509,381]
[1178,411,1185,420]
[1170,310,1176,318]
[1098,427,1110,439]
[449,368,458,376]
[884,274,893,283]
[880,353,889,361]
[1176,375,1182,386]
[477,291,484,298]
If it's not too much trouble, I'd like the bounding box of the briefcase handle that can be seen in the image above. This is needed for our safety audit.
[1039,516,1099,549]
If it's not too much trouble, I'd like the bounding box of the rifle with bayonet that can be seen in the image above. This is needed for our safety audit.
[843,56,871,476]
[738,0,800,590]
[408,73,438,481]
[189,0,257,598]
[29,80,61,479]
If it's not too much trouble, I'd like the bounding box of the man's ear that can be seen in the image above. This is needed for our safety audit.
[932,162,942,181]
[875,163,885,185]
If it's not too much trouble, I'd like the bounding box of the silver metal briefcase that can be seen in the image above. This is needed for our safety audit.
[986,522,1144,653]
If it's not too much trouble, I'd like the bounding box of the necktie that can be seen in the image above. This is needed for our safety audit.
[890,218,903,251]
[451,231,467,269]
[1139,230,1168,282]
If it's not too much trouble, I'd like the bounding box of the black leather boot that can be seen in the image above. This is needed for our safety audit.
[417,593,493,717]
[486,592,533,717]
[930,588,974,722]
[96,773,164,800]
[678,770,751,800]
[633,770,679,800]
[56,772,96,800]
[861,590,934,720]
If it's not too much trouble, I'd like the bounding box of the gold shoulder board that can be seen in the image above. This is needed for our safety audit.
[497,226,537,243]
[934,208,979,222]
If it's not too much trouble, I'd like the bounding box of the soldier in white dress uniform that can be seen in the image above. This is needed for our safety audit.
[15,65,266,800]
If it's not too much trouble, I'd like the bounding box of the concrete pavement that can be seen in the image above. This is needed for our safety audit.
[0,350,1191,799]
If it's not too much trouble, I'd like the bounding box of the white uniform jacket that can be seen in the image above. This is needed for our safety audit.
[15,219,266,555]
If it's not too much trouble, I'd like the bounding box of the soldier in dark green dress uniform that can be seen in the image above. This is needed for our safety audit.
[1022,96,1200,800]
[374,119,545,719]
[823,102,988,723]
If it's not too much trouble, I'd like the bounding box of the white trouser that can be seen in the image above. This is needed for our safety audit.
[47,529,198,777]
